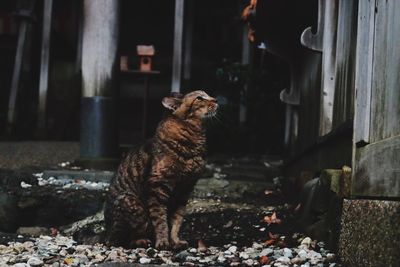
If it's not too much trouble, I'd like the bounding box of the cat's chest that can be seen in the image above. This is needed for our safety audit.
[177,156,205,180]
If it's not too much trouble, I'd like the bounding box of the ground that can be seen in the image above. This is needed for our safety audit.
[0,144,339,266]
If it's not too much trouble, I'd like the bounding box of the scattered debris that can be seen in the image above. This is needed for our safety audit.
[263,212,282,226]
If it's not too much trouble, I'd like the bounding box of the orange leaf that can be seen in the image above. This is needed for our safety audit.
[268,231,279,239]
[259,256,270,265]
[264,239,275,246]
[263,212,282,225]
[64,258,74,265]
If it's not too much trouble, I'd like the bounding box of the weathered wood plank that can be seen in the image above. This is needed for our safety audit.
[332,0,357,128]
[171,0,184,93]
[353,134,400,198]
[353,0,375,144]
[7,0,36,134]
[319,0,339,136]
[37,0,53,137]
[370,0,400,142]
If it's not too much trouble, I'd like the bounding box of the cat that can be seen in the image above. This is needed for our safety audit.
[105,90,218,250]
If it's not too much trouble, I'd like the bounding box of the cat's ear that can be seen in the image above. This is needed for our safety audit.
[162,97,182,111]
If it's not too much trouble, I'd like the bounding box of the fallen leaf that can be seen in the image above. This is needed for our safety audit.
[264,231,279,246]
[264,239,275,246]
[263,212,282,225]
[64,258,74,265]
[259,255,270,265]
[269,231,279,239]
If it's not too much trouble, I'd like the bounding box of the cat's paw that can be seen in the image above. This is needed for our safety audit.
[171,239,188,251]
[131,239,151,248]
[155,238,170,250]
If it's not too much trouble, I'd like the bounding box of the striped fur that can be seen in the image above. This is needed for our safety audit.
[105,91,218,250]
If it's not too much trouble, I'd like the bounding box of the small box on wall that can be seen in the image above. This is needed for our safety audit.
[136,45,155,72]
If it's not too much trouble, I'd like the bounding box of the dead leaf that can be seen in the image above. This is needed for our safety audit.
[259,256,270,265]
[263,212,282,225]
[64,258,74,265]
[268,231,279,239]
[264,239,275,246]
[264,231,279,246]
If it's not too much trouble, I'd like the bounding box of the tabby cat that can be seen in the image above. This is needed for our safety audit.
[105,90,218,250]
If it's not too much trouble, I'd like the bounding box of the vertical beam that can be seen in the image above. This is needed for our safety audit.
[319,0,339,136]
[82,0,119,97]
[75,0,83,74]
[7,0,36,135]
[240,25,251,124]
[183,0,193,81]
[171,0,184,93]
[353,0,375,145]
[7,21,28,134]
[37,0,53,137]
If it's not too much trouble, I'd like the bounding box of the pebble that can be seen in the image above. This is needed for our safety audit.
[291,257,306,264]
[283,248,293,258]
[300,237,312,248]
[139,257,152,264]
[27,257,44,266]
[276,256,291,264]
[228,245,238,253]
[0,231,339,267]
[217,254,226,263]
[20,181,32,188]
[260,248,274,256]
[175,250,190,261]
[252,242,263,249]
[298,249,308,259]
[326,253,336,262]
[239,252,249,259]
[243,259,254,266]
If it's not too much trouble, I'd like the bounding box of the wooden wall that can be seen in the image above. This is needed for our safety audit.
[284,0,358,164]
[353,0,400,198]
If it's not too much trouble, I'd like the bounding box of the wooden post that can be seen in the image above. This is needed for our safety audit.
[319,0,339,136]
[7,0,35,135]
[75,0,83,74]
[80,0,119,161]
[81,0,119,97]
[183,0,193,81]
[171,0,184,93]
[36,0,53,137]
[240,25,251,125]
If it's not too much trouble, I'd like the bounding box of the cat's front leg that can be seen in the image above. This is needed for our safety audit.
[170,205,188,250]
[148,176,172,250]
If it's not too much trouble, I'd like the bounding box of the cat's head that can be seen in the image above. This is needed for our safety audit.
[162,90,218,120]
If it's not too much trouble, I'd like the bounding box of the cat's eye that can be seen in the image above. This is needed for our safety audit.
[196,96,205,101]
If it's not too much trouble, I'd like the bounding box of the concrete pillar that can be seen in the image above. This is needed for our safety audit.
[79,0,119,165]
